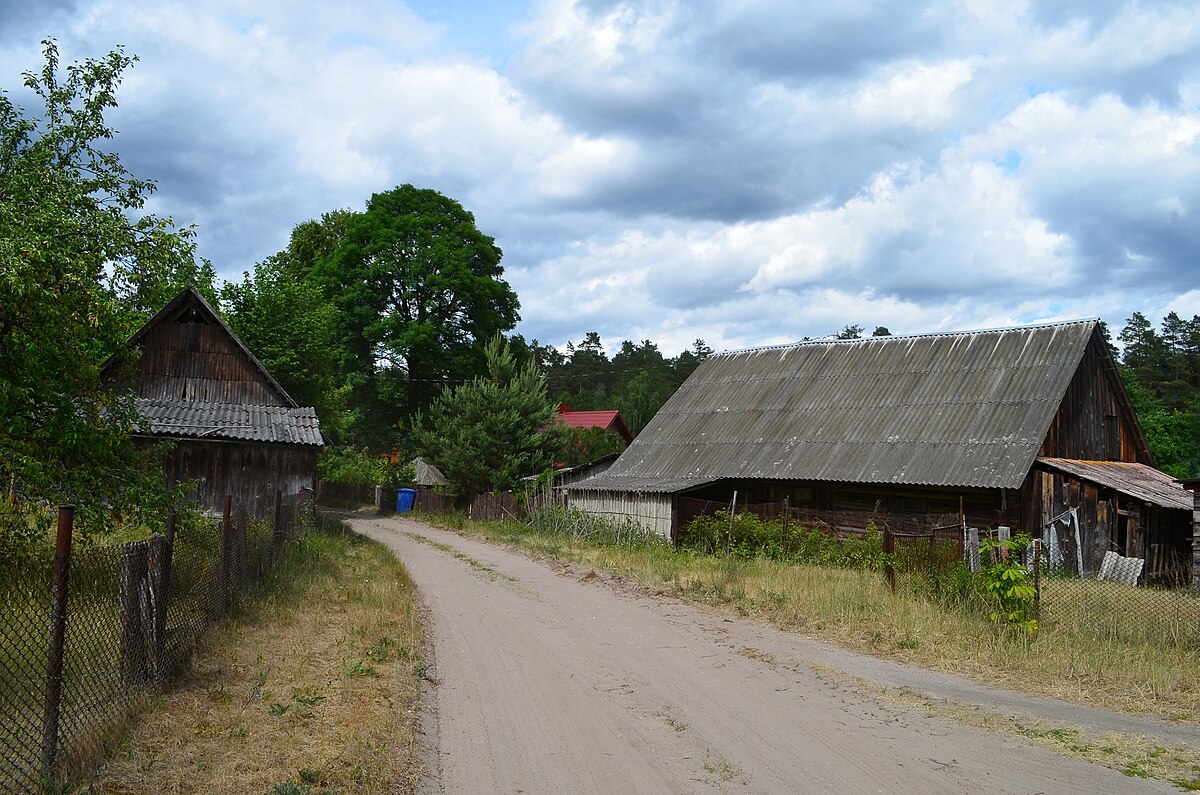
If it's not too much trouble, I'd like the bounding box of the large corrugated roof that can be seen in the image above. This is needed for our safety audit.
[134,398,323,446]
[573,320,1099,493]
[1037,458,1192,511]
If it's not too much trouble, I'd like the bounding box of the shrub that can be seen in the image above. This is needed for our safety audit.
[317,447,412,487]
[678,511,889,569]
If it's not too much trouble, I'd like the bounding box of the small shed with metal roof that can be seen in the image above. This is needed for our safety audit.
[565,319,1192,582]
[102,287,323,515]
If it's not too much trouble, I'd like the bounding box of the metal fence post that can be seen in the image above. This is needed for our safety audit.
[1032,538,1042,616]
[41,505,74,783]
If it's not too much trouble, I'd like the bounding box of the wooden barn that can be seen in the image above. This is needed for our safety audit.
[102,287,323,515]
[564,320,1193,583]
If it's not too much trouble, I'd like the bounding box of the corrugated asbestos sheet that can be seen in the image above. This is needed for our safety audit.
[574,320,1098,493]
[1037,458,1192,511]
[134,398,323,446]
[412,457,448,486]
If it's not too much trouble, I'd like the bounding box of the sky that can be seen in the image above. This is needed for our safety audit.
[2,0,1199,356]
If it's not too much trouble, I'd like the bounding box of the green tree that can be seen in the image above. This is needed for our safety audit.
[311,185,519,448]
[671,339,713,384]
[553,425,627,468]
[0,41,190,544]
[222,256,343,428]
[412,334,555,495]
[1121,368,1200,478]
[1118,312,1164,389]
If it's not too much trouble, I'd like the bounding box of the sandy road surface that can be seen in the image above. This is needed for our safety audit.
[349,514,1191,794]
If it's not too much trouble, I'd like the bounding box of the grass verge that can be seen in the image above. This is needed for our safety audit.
[86,514,425,795]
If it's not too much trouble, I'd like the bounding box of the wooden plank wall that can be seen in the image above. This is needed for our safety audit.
[1038,331,1143,462]
[134,319,286,405]
[681,480,1014,531]
[567,491,674,539]
[165,440,317,517]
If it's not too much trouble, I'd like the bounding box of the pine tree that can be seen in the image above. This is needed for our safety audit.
[412,335,556,495]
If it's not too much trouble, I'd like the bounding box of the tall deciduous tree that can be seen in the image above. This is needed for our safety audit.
[0,41,193,543]
[311,185,519,448]
[412,335,555,495]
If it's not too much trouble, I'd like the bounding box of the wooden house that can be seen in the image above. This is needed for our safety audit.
[565,320,1193,583]
[102,287,323,515]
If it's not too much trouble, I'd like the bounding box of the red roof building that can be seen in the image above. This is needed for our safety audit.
[554,405,634,446]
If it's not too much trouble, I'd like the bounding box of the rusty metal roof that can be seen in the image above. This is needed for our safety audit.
[573,320,1100,493]
[134,398,323,446]
[1037,458,1192,511]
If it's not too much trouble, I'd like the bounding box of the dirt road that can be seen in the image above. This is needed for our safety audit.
[350,514,1190,793]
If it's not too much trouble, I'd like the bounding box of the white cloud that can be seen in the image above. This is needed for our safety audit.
[6,0,1200,353]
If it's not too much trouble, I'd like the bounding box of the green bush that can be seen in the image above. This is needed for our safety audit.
[317,447,413,487]
[678,510,888,569]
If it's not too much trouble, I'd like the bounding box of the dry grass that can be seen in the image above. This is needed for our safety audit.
[85,517,425,795]
[433,515,1200,725]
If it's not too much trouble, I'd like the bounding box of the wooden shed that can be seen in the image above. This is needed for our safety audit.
[102,287,323,515]
[565,320,1193,583]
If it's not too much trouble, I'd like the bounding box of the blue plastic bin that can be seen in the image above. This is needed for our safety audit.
[396,487,416,513]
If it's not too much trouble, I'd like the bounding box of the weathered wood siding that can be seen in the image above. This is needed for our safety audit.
[566,490,674,540]
[164,440,317,517]
[1020,465,1191,581]
[131,315,287,405]
[1038,330,1148,463]
[681,480,1017,532]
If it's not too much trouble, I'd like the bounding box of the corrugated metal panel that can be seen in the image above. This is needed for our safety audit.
[134,398,323,446]
[1037,458,1192,511]
[576,320,1097,492]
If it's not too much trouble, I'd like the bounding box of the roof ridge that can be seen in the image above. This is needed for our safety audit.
[714,318,1099,357]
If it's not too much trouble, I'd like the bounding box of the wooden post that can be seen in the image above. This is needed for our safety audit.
[41,505,74,783]
[120,540,149,690]
[272,489,285,559]
[728,491,737,552]
[212,495,232,615]
[782,496,790,552]
[148,534,170,685]
[883,525,896,593]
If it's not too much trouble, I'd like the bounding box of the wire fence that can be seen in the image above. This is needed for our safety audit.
[0,489,314,793]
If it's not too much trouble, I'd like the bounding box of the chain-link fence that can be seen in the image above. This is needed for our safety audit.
[0,489,314,793]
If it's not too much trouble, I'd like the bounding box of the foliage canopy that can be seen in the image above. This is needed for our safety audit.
[0,41,197,545]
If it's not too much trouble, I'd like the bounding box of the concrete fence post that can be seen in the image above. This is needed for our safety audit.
[148,534,171,685]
